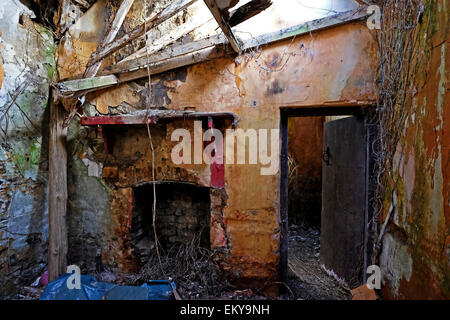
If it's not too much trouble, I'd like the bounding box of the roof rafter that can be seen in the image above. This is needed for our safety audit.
[203,0,242,53]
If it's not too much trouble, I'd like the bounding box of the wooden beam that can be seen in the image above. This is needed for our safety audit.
[100,34,227,75]
[56,75,119,95]
[80,110,237,125]
[87,0,197,67]
[120,18,214,62]
[242,6,369,50]
[228,0,272,27]
[116,45,231,83]
[84,0,135,78]
[48,90,68,282]
[203,0,241,53]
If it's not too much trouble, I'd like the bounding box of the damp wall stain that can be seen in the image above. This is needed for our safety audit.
[380,0,450,300]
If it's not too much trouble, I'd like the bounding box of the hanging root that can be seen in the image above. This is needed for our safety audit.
[370,0,425,263]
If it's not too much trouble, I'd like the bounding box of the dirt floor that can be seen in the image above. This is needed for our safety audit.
[286,223,351,300]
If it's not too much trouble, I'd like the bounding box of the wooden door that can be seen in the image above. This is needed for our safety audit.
[320,116,366,287]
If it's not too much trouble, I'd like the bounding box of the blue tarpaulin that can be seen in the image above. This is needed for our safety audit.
[40,274,176,300]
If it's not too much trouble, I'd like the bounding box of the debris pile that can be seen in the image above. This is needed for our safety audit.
[130,238,228,300]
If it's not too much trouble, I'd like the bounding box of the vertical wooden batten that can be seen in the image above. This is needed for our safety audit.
[48,90,68,281]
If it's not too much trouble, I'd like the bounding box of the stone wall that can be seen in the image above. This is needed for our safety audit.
[0,0,55,298]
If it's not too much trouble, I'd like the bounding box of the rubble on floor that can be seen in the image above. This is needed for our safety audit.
[124,239,224,300]
[15,227,354,300]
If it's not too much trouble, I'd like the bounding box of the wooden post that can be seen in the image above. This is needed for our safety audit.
[48,89,68,282]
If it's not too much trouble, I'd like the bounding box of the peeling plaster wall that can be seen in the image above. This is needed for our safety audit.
[60,4,377,289]
[380,0,450,300]
[0,0,55,298]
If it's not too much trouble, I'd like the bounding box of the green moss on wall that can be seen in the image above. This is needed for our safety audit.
[37,25,56,83]
[12,141,41,178]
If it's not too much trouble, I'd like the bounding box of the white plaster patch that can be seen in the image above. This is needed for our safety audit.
[82,148,103,178]
[82,158,103,178]
[63,34,73,55]
[379,233,413,297]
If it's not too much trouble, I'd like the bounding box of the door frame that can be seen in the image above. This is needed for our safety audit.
[279,106,367,285]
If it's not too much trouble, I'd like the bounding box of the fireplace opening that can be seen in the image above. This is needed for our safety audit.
[131,183,211,261]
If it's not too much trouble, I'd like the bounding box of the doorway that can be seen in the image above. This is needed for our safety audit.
[280,107,376,297]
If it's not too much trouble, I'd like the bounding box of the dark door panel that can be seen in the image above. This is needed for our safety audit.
[320,116,366,287]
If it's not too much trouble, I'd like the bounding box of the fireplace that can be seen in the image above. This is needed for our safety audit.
[131,182,211,261]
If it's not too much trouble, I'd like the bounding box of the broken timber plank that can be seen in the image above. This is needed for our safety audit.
[117,45,231,82]
[84,0,135,78]
[48,90,68,282]
[100,34,227,75]
[203,0,241,53]
[87,0,197,66]
[56,75,119,95]
[120,1,214,63]
[61,0,135,125]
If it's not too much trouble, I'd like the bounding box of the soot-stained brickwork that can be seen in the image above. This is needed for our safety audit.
[131,183,210,262]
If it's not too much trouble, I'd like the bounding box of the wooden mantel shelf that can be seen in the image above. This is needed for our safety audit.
[80,110,238,154]
[81,110,238,126]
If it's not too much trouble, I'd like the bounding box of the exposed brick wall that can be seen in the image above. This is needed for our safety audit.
[131,183,210,262]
